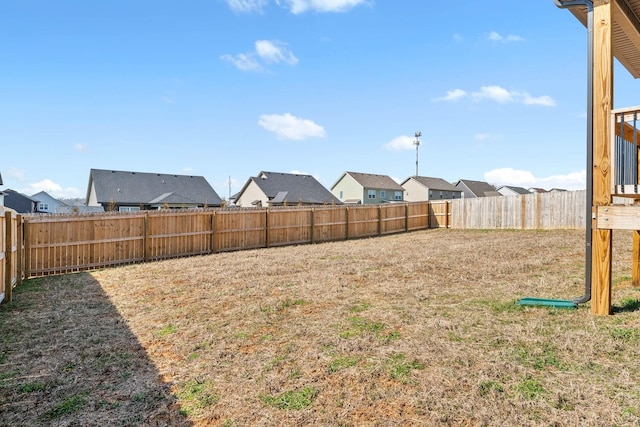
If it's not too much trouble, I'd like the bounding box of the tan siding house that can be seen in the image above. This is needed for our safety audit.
[401,176,461,201]
[331,172,404,204]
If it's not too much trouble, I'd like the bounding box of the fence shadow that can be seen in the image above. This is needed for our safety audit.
[0,273,191,426]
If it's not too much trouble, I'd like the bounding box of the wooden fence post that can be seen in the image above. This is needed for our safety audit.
[16,215,22,287]
[265,209,270,248]
[143,212,150,262]
[405,203,409,232]
[310,208,315,244]
[378,205,383,236]
[345,207,350,240]
[5,212,13,303]
[211,211,218,253]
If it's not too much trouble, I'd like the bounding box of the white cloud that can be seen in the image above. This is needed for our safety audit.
[522,93,556,107]
[434,85,556,107]
[484,167,586,191]
[74,143,88,152]
[453,33,463,43]
[384,135,415,151]
[488,31,524,43]
[23,179,82,199]
[258,113,326,140]
[226,0,268,13]
[222,40,298,71]
[220,53,263,71]
[472,85,514,103]
[433,88,467,102]
[255,40,298,65]
[280,0,369,14]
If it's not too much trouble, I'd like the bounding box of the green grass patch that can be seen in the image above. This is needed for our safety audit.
[40,394,87,420]
[516,376,546,400]
[328,356,358,373]
[177,379,219,415]
[349,302,371,313]
[511,342,567,371]
[260,387,318,410]
[388,353,425,384]
[18,382,46,393]
[478,380,504,397]
[339,316,385,339]
[154,324,177,337]
[610,327,640,343]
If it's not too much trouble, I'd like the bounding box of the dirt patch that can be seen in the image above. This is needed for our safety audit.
[2,229,640,426]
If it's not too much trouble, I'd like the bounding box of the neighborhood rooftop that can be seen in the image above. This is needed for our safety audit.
[87,169,222,207]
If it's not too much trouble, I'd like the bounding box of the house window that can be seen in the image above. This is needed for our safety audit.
[339,191,343,199]
[394,191,402,200]
[440,191,443,199]
[119,206,140,212]
[39,203,49,211]
[367,190,376,199]
[380,190,386,199]
[429,190,433,199]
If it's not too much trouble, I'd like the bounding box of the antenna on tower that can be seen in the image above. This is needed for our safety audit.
[413,131,421,177]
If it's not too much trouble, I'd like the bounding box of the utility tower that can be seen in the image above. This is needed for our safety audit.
[413,131,421,177]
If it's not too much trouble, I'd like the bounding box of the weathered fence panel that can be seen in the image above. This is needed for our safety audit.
[312,206,348,242]
[214,209,266,252]
[267,208,313,247]
[430,201,451,228]
[347,206,380,239]
[407,201,430,230]
[25,213,146,276]
[451,190,588,229]
[147,211,213,260]
[380,204,407,235]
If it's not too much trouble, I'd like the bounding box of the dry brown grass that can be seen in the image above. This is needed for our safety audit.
[2,229,640,426]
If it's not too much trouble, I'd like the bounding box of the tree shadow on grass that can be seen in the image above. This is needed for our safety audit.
[0,273,191,426]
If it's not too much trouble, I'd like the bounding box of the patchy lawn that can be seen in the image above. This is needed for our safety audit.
[1,229,640,426]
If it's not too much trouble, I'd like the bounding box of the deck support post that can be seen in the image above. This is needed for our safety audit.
[591,0,614,315]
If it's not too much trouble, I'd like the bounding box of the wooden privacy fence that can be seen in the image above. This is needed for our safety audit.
[451,190,588,229]
[0,208,22,303]
[21,201,451,277]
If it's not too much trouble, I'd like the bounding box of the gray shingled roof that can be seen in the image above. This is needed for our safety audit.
[88,169,222,206]
[456,179,497,197]
[403,176,460,192]
[498,185,531,195]
[343,172,403,190]
[250,171,342,205]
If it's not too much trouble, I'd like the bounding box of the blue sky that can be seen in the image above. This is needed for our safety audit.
[2,0,638,200]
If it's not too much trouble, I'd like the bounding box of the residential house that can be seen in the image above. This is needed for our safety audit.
[31,191,68,213]
[86,169,222,211]
[401,176,462,201]
[234,171,341,208]
[454,179,501,198]
[496,185,531,197]
[0,171,4,207]
[3,189,39,213]
[331,172,404,204]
